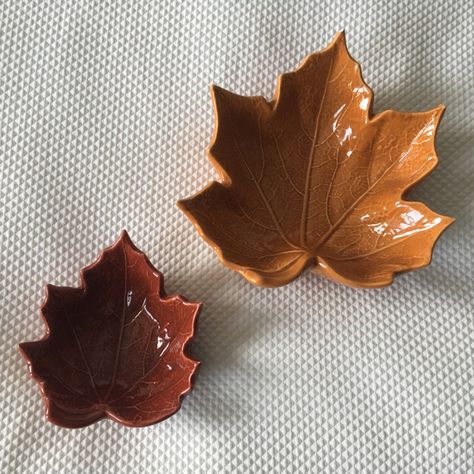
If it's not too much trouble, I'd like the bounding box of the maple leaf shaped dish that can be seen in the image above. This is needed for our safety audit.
[19,231,201,428]
[178,32,454,288]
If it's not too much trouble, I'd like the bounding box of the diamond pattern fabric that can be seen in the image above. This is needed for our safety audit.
[0,0,473,472]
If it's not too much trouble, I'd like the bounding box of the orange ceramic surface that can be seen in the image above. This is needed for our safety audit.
[178,32,453,288]
[19,231,201,428]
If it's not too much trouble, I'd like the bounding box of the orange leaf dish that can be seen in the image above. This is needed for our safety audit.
[178,32,454,288]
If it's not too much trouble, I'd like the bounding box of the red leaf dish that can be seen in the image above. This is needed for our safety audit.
[19,231,201,428]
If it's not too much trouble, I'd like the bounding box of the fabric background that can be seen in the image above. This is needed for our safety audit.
[1,0,473,472]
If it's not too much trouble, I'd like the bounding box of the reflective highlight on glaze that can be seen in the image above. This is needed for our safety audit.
[178,32,454,288]
[19,231,201,428]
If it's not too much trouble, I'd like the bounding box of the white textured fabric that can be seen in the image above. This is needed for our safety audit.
[1,0,473,472]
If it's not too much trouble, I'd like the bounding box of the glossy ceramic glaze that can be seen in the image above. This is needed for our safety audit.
[19,231,201,428]
[178,32,454,288]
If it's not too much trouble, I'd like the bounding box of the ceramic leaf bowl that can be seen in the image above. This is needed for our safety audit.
[19,231,201,428]
[178,32,453,288]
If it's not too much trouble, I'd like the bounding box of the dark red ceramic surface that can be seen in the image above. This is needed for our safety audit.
[19,231,201,428]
